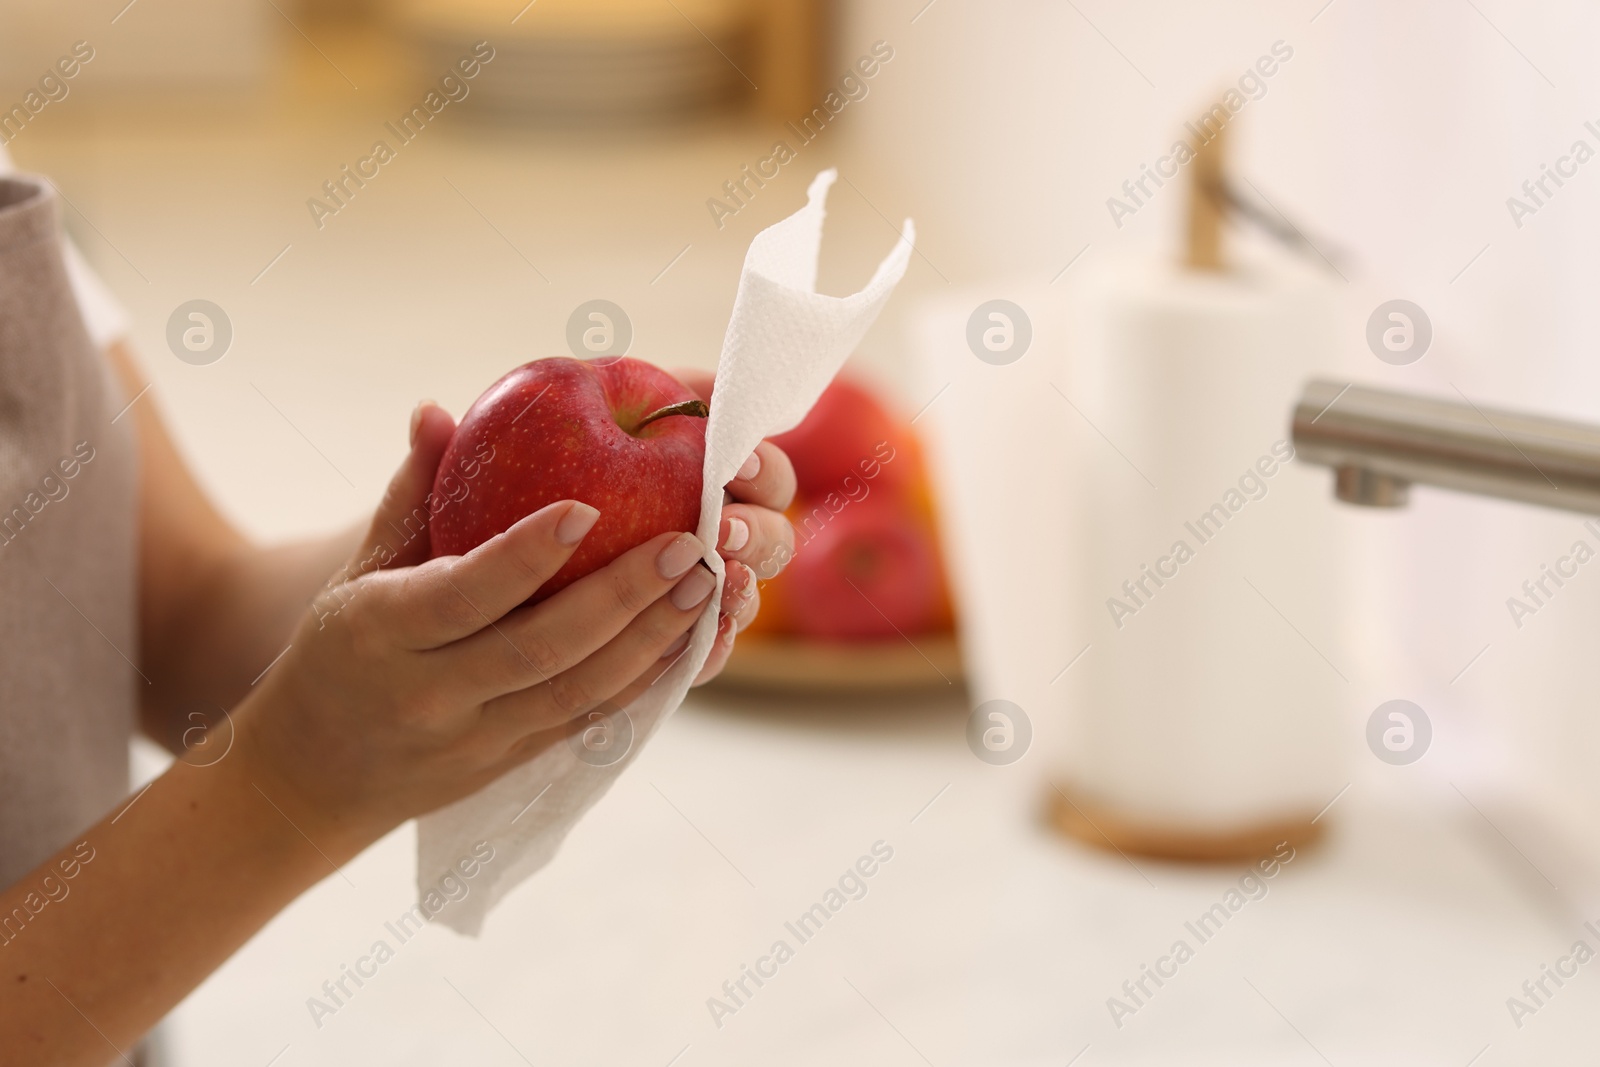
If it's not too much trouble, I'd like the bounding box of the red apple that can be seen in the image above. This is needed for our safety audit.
[430,357,707,601]
[784,500,942,641]
[770,377,911,501]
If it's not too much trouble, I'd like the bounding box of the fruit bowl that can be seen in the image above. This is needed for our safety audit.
[708,372,963,696]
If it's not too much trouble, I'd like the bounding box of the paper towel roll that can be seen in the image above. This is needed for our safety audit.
[1058,260,1349,844]
[916,257,1349,858]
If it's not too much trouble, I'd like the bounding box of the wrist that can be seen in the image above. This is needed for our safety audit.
[225,693,388,868]
[156,742,335,895]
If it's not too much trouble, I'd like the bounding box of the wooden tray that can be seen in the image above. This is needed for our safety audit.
[713,632,964,694]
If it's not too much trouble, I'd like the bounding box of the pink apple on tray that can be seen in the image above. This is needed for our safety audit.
[783,499,942,641]
[770,376,911,500]
[430,356,708,602]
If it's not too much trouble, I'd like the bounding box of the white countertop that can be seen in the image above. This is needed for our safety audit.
[148,687,1599,1066]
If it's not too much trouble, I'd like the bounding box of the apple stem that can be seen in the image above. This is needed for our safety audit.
[635,398,710,431]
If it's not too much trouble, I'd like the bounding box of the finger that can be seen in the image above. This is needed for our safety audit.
[537,635,696,755]
[719,560,760,629]
[347,402,457,575]
[475,573,711,744]
[440,530,713,700]
[483,714,590,781]
[493,680,685,776]
[476,610,711,775]
[526,610,713,737]
[725,439,796,512]
[717,502,795,576]
[692,613,738,686]
[376,499,600,648]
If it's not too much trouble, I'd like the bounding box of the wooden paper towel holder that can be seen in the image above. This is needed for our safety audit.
[1047,781,1324,864]
[1186,117,1228,272]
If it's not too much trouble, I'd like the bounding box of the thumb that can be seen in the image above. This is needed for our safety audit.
[345,401,457,578]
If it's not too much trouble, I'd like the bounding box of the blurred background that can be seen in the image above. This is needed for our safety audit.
[8,0,1600,1062]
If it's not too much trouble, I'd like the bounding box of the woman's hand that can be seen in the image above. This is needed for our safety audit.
[0,394,796,1064]
[233,403,720,852]
[674,370,798,684]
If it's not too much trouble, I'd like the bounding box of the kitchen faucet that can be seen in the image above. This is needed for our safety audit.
[1291,380,1600,515]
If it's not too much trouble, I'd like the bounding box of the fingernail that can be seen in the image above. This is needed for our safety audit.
[660,630,690,659]
[409,402,431,447]
[721,569,754,616]
[736,451,761,481]
[555,502,601,546]
[720,516,749,553]
[670,567,716,610]
[656,534,705,579]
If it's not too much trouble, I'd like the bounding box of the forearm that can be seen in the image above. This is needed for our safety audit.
[214,528,361,682]
[141,528,359,741]
[100,338,364,740]
[0,735,356,1066]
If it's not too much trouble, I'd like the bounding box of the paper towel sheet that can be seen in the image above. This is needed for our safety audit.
[418,170,915,934]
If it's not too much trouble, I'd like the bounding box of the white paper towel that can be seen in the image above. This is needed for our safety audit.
[417,169,915,934]
[1057,262,1350,831]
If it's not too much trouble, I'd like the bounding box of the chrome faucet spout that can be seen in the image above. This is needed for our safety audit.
[1292,380,1600,515]
[1333,465,1410,508]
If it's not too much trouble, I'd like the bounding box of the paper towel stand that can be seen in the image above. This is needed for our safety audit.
[1044,117,1333,864]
